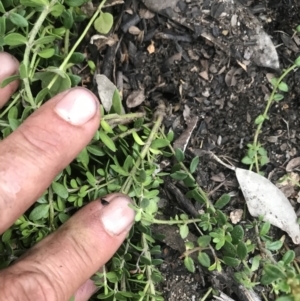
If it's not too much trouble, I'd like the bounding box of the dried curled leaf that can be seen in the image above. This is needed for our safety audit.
[236,168,300,244]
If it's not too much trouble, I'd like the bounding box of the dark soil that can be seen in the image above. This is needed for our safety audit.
[89,0,300,299]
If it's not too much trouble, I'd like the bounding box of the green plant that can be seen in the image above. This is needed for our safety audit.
[242,51,300,173]
[1,2,300,300]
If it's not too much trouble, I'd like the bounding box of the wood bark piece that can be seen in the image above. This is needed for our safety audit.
[141,0,279,69]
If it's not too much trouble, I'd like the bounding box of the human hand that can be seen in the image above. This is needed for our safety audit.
[0,52,135,301]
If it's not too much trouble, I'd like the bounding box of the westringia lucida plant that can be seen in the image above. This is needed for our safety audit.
[1,1,300,300]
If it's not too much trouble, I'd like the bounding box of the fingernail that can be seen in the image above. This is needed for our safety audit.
[99,195,135,236]
[0,52,19,76]
[54,88,98,126]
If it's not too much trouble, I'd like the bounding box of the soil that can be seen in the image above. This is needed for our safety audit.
[87,0,300,299]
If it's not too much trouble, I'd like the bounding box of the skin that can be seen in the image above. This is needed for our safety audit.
[0,52,135,301]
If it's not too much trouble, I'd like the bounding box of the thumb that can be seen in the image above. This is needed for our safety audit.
[0,193,135,301]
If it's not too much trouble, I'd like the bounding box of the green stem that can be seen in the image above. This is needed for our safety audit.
[23,0,58,107]
[200,287,213,301]
[162,130,212,210]
[148,218,202,225]
[64,29,70,55]
[48,187,55,231]
[252,64,297,172]
[121,103,165,194]
[47,0,107,90]
[0,94,21,118]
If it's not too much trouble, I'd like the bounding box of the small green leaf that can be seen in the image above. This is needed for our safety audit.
[254,114,265,125]
[241,156,253,165]
[184,256,195,273]
[297,25,300,33]
[94,12,113,34]
[100,120,114,134]
[151,139,170,149]
[69,52,85,64]
[87,145,105,156]
[38,48,55,58]
[50,3,65,17]
[231,225,244,244]
[0,17,6,36]
[76,147,90,167]
[259,222,270,237]
[2,229,12,243]
[223,256,241,267]
[68,74,81,87]
[215,194,231,209]
[52,182,69,199]
[273,93,284,101]
[29,204,50,221]
[179,224,189,239]
[295,56,300,67]
[35,88,49,104]
[33,36,58,46]
[61,9,74,29]
[170,171,188,180]
[260,156,269,167]
[276,296,294,301]
[265,240,283,251]
[8,12,28,27]
[99,130,116,152]
[175,148,184,162]
[0,2,5,13]
[110,165,128,176]
[4,33,27,46]
[222,241,237,257]
[189,156,199,173]
[216,209,227,226]
[261,264,286,284]
[65,0,85,6]
[197,235,211,248]
[132,131,145,145]
[0,75,20,88]
[251,255,261,271]
[167,131,174,142]
[278,81,288,92]
[20,0,49,7]
[112,89,122,114]
[271,77,279,87]
[237,241,248,260]
[198,252,211,267]
[282,250,295,265]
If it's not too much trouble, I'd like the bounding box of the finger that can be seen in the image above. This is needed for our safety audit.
[0,87,100,233]
[0,193,135,301]
[74,279,98,301]
[0,52,19,108]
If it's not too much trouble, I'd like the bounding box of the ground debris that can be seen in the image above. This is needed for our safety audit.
[141,0,280,69]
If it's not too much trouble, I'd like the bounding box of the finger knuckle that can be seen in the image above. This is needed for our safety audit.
[18,123,62,160]
[0,270,58,301]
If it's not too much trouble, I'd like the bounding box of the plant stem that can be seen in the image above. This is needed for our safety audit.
[200,287,213,301]
[150,218,202,225]
[48,187,55,231]
[23,0,58,107]
[47,0,107,90]
[121,101,165,194]
[252,64,297,172]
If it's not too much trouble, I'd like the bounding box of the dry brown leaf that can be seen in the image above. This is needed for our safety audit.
[199,71,209,81]
[128,26,141,35]
[230,209,243,224]
[286,157,300,172]
[126,89,145,108]
[139,8,155,19]
[147,41,155,54]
